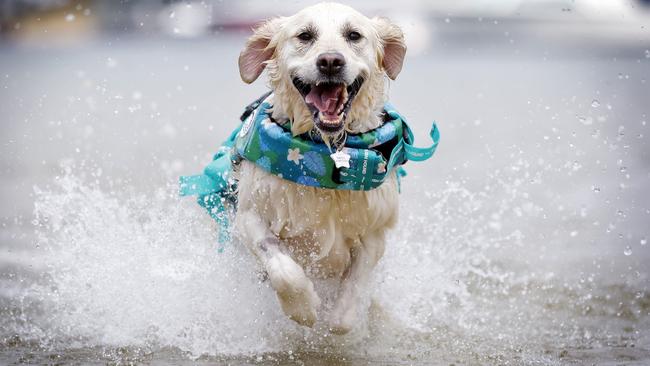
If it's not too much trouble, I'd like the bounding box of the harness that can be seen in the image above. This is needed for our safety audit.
[179,93,440,250]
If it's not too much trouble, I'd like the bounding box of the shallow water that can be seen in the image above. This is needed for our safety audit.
[1,20,650,365]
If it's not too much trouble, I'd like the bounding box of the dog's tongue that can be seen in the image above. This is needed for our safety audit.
[305,84,343,115]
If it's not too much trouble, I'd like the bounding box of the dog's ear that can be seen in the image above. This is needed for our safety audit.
[239,18,283,84]
[373,17,407,80]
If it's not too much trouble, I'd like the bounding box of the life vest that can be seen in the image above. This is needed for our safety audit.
[180,93,440,249]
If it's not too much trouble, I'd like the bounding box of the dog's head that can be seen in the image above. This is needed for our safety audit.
[238,2,406,137]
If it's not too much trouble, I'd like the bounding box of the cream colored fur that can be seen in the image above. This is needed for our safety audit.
[234,2,406,334]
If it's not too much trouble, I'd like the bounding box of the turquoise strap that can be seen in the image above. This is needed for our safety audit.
[396,166,407,193]
[179,153,232,197]
[404,122,439,162]
[199,193,230,252]
[385,108,440,162]
[179,173,232,249]
[203,155,232,188]
[180,150,236,249]
[179,174,218,196]
[362,149,374,190]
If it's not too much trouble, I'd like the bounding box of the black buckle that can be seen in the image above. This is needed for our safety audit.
[240,91,273,122]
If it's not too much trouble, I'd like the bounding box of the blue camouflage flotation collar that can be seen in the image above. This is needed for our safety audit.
[179,92,440,248]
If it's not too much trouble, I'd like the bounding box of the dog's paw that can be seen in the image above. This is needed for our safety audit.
[328,298,357,334]
[266,253,321,327]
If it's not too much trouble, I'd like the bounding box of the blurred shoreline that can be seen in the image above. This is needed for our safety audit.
[1,0,649,54]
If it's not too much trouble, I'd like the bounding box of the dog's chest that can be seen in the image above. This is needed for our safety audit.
[236,162,399,245]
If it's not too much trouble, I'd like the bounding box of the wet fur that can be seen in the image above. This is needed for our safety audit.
[234,2,406,333]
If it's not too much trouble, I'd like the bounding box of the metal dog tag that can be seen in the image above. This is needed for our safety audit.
[330,150,351,169]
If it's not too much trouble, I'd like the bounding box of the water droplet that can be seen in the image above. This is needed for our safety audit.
[641,238,647,246]
[645,50,650,59]
[572,161,581,171]
[592,186,601,193]
[65,13,75,22]
[106,57,117,68]
[577,115,593,125]
[169,11,176,18]
[591,99,600,108]
[623,246,632,256]
[445,18,450,23]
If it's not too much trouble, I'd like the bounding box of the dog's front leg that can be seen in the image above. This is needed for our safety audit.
[329,231,386,334]
[235,209,321,327]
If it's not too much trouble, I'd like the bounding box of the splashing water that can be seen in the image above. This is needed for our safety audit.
[1,158,644,365]
[24,169,296,356]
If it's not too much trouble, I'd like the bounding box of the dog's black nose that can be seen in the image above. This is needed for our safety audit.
[316,52,345,77]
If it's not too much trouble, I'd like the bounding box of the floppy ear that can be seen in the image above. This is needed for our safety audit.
[373,17,407,80]
[238,18,282,84]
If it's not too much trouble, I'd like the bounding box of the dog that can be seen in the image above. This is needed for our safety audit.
[235,2,406,334]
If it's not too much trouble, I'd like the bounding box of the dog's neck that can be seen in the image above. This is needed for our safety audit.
[266,68,387,137]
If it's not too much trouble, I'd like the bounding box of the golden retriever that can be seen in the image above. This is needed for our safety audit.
[235,2,406,334]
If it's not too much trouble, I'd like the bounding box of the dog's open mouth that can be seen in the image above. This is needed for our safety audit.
[292,76,364,134]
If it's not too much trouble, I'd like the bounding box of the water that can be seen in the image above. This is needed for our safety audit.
[1,22,650,365]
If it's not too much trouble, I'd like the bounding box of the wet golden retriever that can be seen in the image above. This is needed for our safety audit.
[235,2,406,334]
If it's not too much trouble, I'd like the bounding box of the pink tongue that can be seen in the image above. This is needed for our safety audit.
[305,85,342,115]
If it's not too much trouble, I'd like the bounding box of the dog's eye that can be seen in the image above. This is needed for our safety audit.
[347,31,362,41]
[297,32,313,42]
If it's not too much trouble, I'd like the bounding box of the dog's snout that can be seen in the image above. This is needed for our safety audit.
[316,52,345,77]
